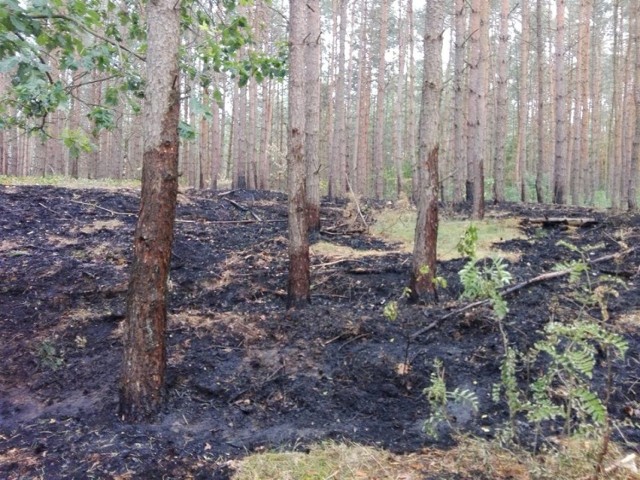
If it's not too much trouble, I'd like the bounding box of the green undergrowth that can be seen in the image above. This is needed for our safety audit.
[371,208,525,260]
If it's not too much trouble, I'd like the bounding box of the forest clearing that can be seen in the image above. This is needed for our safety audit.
[1,184,639,479]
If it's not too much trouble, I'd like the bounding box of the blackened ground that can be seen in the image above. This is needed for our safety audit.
[0,185,639,479]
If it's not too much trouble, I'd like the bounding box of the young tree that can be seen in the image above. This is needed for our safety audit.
[119,0,181,422]
[287,0,310,308]
[409,0,444,303]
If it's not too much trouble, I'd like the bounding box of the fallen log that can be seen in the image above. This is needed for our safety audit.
[524,217,598,227]
[411,245,637,339]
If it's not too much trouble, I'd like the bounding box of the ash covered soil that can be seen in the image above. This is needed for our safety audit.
[0,185,639,479]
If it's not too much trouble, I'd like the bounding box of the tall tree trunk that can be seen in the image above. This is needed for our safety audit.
[468,0,486,219]
[119,0,181,423]
[392,0,406,198]
[608,0,622,209]
[258,80,273,190]
[305,0,321,232]
[406,0,417,202]
[453,0,466,204]
[516,0,530,202]
[553,0,568,204]
[534,0,545,203]
[330,0,348,199]
[410,0,444,303]
[354,1,371,196]
[247,78,258,189]
[373,0,390,199]
[629,7,639,211]
[493,0,509,204]
[210,79,221,190]
[287,0,310,308]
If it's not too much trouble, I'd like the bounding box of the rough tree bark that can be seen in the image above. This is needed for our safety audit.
[305,0,321,233]
[391,0,405,198]
[468,0,486,219]
[329,0,348,199]
[553,0,568,204]
[409,0,444,303]
[493,0,509,204]
[373,0,390,200]
[630,3,640,211]
[287,0,310,308]
[119,0,181,422]
[516,0,530,202]
[453,0,466,204]
[534,0,545,203]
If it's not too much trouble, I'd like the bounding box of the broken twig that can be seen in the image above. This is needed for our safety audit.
[412,246,637,339]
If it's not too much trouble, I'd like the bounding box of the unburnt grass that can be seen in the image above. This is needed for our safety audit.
[0,183,639,479]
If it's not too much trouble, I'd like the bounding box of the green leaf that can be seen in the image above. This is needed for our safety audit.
[178,120,196,141]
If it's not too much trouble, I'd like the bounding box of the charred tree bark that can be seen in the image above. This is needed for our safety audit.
[287,0,310,308]
[119,0,181,423]
[410,0,443,303]
[305,0,322,233]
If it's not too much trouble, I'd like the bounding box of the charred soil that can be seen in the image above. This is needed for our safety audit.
[1,185,639,479]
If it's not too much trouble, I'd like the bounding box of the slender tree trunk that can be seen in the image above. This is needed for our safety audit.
[352,0,369,196]
[287,0,310,308]
[553,0,568,204]
[410,0,444,303]
[392,0,406,198]
[453,0,466,204]
[608,0,621,209]
[119,0,181,423]
[373,0,390,199]
[258,80,273,190]
[629,7,639,211]
[305,0,321,232]
[330,0,348,199]
[493,0,509,204]
[468,0,486,219]
[210,80,221,190]
[516,0,530,202]
[534,0,545,203]
[406,0,417,202]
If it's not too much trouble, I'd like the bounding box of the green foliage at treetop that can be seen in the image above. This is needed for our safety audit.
[0,0,286,135]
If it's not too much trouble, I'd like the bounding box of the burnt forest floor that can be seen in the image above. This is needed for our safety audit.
[0,185,639,479]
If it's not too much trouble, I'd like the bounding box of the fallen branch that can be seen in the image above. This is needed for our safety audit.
[412,246,637,339]
[175,218,285,225]
[223,197,262,222]
[69,199,137,216]
[346,176,369,232]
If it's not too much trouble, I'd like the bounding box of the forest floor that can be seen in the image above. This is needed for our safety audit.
[0,185,639,479]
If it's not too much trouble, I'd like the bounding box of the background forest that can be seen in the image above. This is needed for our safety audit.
[1,0,638,211]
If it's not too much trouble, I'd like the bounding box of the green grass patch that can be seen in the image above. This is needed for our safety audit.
[232,437,636,480]
[371,209,525,260]
[231,441,416,480]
